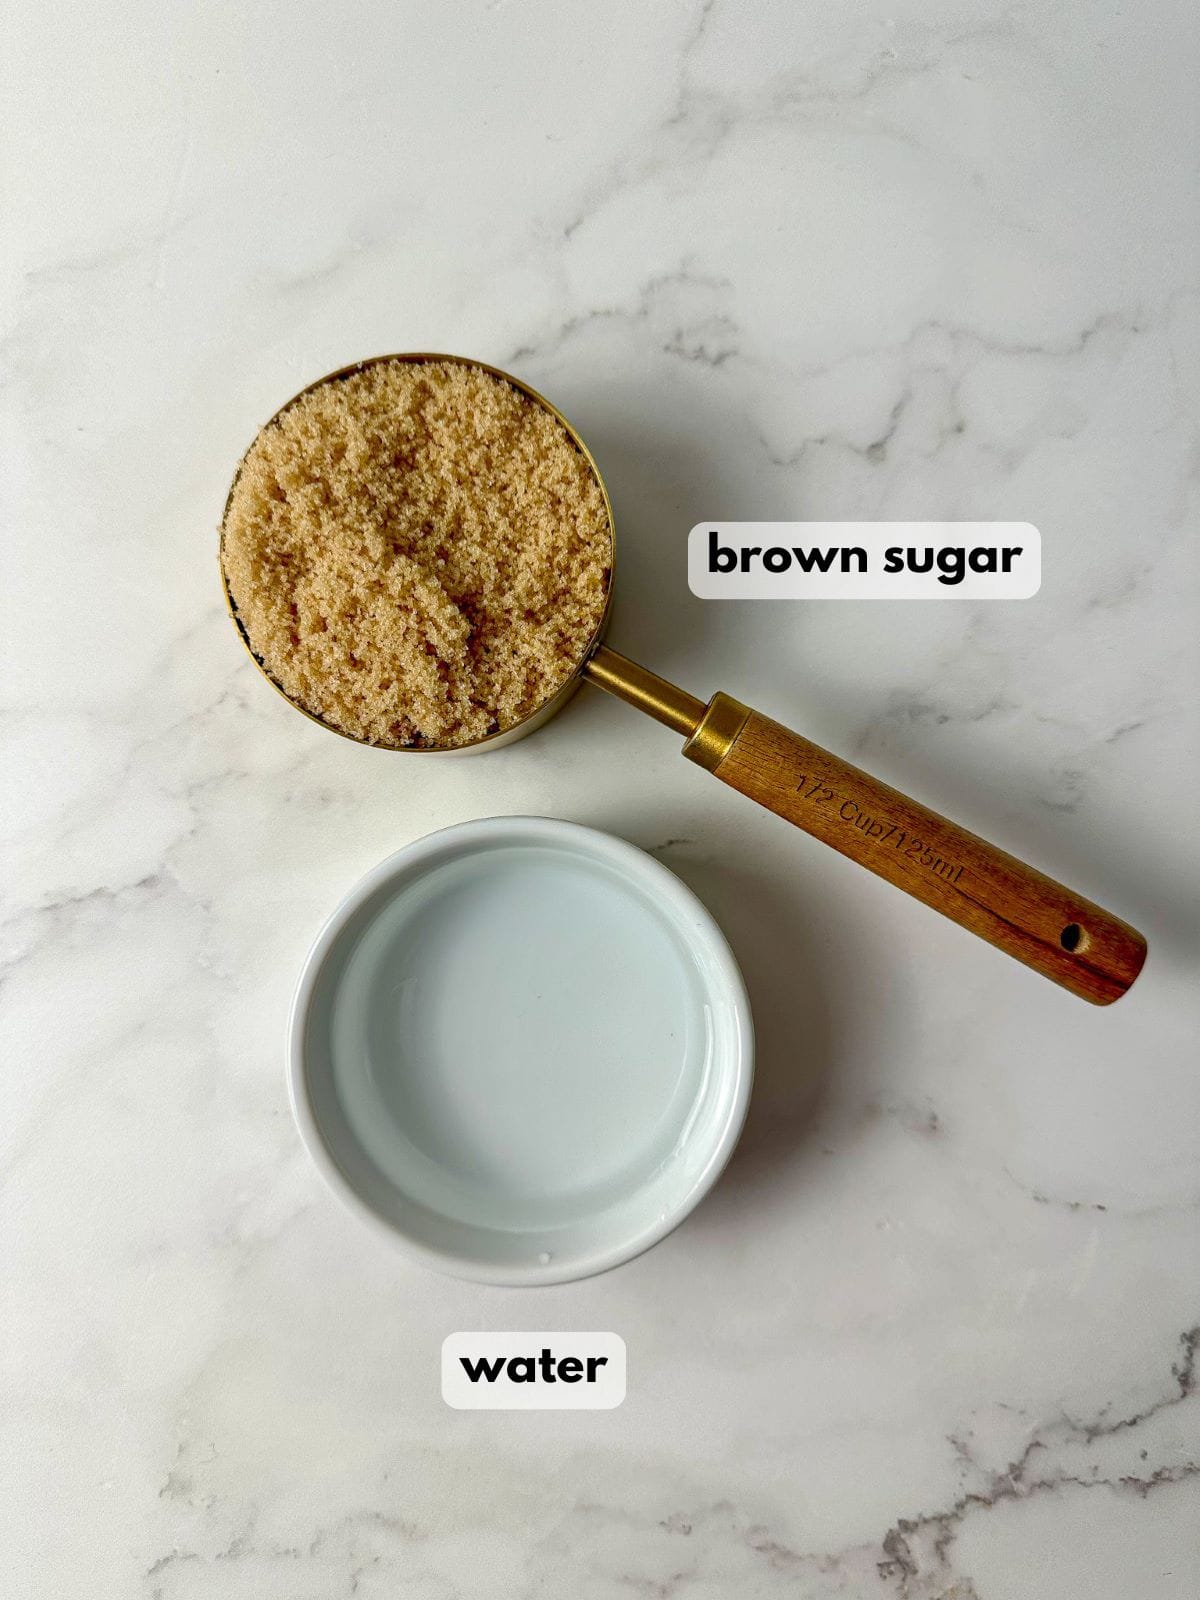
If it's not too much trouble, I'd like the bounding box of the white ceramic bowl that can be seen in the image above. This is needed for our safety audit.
[288,817,753,1284]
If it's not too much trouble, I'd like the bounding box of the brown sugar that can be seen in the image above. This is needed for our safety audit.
[220,358,612,748]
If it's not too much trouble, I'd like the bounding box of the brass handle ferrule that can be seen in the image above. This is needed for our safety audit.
[582,648,749,768]
[681,693,751,772]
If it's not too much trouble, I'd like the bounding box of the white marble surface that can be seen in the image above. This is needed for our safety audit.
[3,1,1198,1594]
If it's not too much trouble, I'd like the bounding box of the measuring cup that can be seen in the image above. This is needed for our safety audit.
[220,353,1147,1005]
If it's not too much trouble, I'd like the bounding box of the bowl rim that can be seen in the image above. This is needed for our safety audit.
[287,815,754,1285]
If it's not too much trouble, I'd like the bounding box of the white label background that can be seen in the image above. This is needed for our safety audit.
[442,1332,626,1410]
[688,522,1040,599]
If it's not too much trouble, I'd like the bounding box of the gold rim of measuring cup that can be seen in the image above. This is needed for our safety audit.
[217,351,616,753]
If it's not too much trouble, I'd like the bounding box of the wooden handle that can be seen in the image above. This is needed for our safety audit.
[685,697,1147,1004]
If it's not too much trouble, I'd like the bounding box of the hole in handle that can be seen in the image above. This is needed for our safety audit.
[1060,923,1085,953]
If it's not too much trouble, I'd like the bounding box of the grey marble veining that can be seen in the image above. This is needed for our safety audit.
[3,1,1198,1594]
